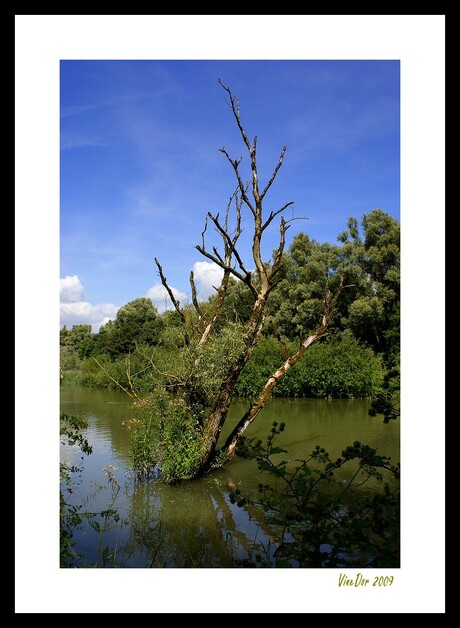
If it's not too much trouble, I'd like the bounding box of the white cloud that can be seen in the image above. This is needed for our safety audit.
[60,275,118,332]
[192,261,224,300]
[60,275,84,303]
[60,301,118,333]
[145,263,224,314]
[60,266,224,333]
[146,284,188,313]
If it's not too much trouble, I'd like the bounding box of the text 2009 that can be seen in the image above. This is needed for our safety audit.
[338,573,394,587]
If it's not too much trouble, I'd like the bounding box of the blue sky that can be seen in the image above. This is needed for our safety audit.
[60,59,400,331]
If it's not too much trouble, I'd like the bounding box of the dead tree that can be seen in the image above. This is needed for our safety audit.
[154,80,344,478]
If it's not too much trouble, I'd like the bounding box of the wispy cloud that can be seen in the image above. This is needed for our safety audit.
[60,131,109,151]
[60,103,103,118]
[60,92,145,119]
[285,97,397,164]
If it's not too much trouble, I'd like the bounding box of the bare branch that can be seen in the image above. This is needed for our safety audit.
[196,193,258,298]
[198,269,231,347]
[249,136,260,205]
[232,192,242,242]
[219,79,253,154]
[190,270,205,326]
[218,81,263,210]
[154,258,184,321]
[320,276,345,330]
[195,245,257,299]
[92,357,137,398]
[212,246,225,266]
[125,356,140,397]
[260,145,287,200]
[261,201,295,233]
[268,216,290,284]
[201,216,208,250]
[154,257,189,346]
[220,147,256,216]
[285,215,309,225]
[221,278,347,459]
[208,212,249,278]
[224,188,242,237]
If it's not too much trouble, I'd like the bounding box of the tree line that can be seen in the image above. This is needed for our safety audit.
[61,207,399,400]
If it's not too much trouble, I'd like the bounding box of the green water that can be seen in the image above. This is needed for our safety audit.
[60,385,399,568]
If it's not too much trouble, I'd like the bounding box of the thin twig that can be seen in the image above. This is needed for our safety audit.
[92,357,136,398]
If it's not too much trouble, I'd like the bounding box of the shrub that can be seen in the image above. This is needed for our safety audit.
[231,422,400,567]
[235,335,385,398]
[126,389,206,484]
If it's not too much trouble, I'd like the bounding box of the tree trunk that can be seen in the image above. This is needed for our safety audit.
[221,331,326,462]
[194,279,344,477]
[194,294,268,476]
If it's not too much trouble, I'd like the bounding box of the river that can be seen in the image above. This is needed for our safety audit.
[60,385,400,568]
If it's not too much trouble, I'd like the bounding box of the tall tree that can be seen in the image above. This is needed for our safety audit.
[147,81,344,481]
[60,324,94,358]
[97,297,163,358]
[265,209,400,366]
[264,234,339,340]
[338,209,400,364]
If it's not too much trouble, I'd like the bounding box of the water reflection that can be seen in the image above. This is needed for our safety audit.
[60,386,399,568]
[108,473,277,567]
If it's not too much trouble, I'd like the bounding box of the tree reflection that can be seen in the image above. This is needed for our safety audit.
[119,474,278,567]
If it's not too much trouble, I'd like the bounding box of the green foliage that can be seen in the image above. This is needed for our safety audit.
[347,295,385,339]
[71,327,385,401]
[98,297,163,359]
[159,412,206,484]
[60,412,93,457]
[60,299,165,373]
[60,413,122,567]
[292,336,385,398]
[208,278,255,326]
[60,324,95,358]
[60,345,81,373]
[127,390,207,483]
[72,320,246,402]
[368,365,400,423]
[75,348,158,392]
[119,321,247,482]
[231,422,400,567]
[61,210,399,404]
[192,322,246,402]
[266,209,400,365]
[60,413,92,566]
[362,209,400,282]
[234,336,284,397]
[123,409,158,478]
[78,354,115,388]
[236,335,385,398]
[338,209,400,364]
[265,234,335,338]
